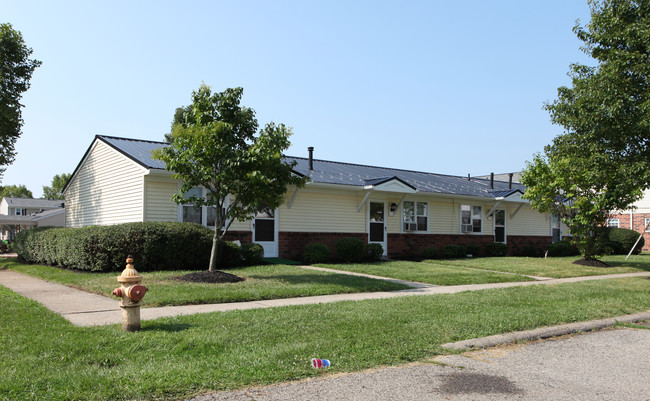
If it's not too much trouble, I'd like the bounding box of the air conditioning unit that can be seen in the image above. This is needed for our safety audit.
[461,224,473,233]
[404,222,418,231]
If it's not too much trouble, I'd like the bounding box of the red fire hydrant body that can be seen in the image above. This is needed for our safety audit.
[111,255,147,331]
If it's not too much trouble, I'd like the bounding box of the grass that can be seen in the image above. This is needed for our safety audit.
[429,253,650,278]
[0,260,409,306]
[318,260,535,285]
[1,277,649,400]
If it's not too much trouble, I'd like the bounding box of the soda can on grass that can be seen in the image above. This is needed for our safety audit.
[311,358,331,368]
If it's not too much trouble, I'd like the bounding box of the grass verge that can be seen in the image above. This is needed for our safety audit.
[429,254,650,278]
[318,260,535,285]
[0,260,409,306]
[1,277,649,400]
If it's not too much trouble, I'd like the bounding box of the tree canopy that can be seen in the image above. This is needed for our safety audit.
[42,173,71,200]
[522,0,650,260]
[0,23,42,181]
[153,85,306,271]
[0,184,33,199]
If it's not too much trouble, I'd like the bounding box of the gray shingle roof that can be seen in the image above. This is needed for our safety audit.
[94,135,526,200]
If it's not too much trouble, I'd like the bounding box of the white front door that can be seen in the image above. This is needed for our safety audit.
[368,201,387,255]
[252,206,278,257]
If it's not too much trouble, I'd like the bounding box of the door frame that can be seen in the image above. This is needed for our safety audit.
[252,207,279,258]
[493,208,506,244]
[367,201,387,255]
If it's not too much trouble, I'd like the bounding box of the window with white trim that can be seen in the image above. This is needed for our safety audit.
[607,218,619,228]
[461,205,482,233]
[402,201,428,232]
[645,218,650,232]
[182,187,203,224]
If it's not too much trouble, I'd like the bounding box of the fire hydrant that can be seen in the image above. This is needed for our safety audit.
[111,255,148,331]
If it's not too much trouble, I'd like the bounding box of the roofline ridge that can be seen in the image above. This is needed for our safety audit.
[96,134,169,146]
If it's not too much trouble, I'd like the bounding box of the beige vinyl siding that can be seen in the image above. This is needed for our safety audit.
[65,141,146,227]
[144,178,179,222]
[279,188,366,233]
[505,204,551,236]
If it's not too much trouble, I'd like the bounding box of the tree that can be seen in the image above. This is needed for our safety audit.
[0,184,33,199]
[523,0,650,260]
[0,23,42,181]
[42,173,71,199]
[153,85,307,271]
[163,105,191,142]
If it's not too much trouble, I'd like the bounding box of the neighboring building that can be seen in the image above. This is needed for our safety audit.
[63,135,566,259]
[0,197,65,241]
[608,189,650,252]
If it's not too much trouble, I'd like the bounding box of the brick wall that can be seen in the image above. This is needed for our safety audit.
[608,212,650,252]
[276,231,553,260]
[279,232,366,261]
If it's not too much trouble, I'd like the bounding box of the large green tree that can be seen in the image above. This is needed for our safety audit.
[0,184,33,199]
[154,85,306,271]
[523,0,650,260]
[42,173,71,200]
[163,105,191,142]
[0,23,42,181]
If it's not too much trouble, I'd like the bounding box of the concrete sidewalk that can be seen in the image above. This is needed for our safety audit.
[1,266,649,327]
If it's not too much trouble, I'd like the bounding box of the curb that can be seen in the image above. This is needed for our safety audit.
[441,310,650,350]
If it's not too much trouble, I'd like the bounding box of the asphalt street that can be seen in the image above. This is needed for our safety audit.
[188,326,650,401]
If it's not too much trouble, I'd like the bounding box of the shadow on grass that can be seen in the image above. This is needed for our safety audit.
[244,273,400,289]
[141,322,194,332]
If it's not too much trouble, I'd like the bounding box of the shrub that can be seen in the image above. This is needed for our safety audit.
[518,243,541,257]
[365,243,383,262]
[420,246,438,260]
[546,239,579,257]
[465,243,481,257]
[603,227,644,255]
[336,237,365,263]
[13,222,214,272]
[241,242,264,266]
[485,242,508,257]
[303,243,331,264]
[441,244,466,259]
[217,241,242,268]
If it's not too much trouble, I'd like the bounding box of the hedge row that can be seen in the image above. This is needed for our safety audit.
[14,222,216,272]
[302,237,383,264]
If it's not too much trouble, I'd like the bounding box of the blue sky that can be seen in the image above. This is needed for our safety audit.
[2,1,592,197]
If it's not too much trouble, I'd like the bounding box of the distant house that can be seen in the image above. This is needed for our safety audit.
[607,189,650,252]
[0,197,65,241]
[63,135,566,259]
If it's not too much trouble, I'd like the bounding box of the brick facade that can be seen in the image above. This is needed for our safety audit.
[272,231,553,261]
[607,212,650,252]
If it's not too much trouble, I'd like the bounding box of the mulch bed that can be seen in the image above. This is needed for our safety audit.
[175,271,245,284]
[572,259,611,268]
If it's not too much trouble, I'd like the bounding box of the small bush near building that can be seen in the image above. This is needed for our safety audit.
[465,243,481,257]
[441,244,466,259]
[518,243,541,257]
[217,241,242,268]
[241,242,264,266]
[365,243,383,262]
[420,246,438,260]
[485,242,508,257]
[546,239,579,257]
[602,227,644,255]
[336,237,365,263]
[303,243,331,264]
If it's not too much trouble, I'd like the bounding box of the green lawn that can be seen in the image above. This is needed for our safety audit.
[0,260,409,306]
[429,254,650,278]
[1,277,649,400]
[319,260,535,285]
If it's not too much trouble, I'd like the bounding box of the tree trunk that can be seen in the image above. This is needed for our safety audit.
[208,229,219,272]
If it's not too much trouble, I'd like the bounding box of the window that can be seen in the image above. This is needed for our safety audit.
[645,218,650,232]
[182,186,203,224]
[461,205,482,233]
[607,218,619,228]
[403,201,428,231]
[551,214,561,243]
